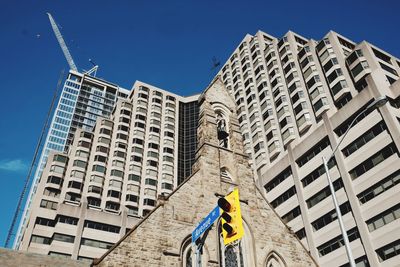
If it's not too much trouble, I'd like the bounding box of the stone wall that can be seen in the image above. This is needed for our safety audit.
[0,248,90,267]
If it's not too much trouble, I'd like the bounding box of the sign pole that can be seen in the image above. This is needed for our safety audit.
[195,245,201,267]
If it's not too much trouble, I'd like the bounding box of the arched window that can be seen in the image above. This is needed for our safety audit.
[181,238,193,267]
[215,110,230,149]
[265,251,286,267]
[218,223,245,267]
[220,167,232,181]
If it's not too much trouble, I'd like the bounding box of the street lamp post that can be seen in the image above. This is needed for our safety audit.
[323,96,388,267]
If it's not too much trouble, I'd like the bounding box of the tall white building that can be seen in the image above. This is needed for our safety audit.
[14,71,130,249]
[217,30,400,266]
[18,81,199,261]
[18,29,400,266]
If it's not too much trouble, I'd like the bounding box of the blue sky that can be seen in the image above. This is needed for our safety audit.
[0,0,399,246]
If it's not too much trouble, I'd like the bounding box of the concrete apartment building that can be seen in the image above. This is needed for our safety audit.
[217,31,400,266]
[14,70,130,249]
[17,30,400,266]
[18,80,199,261]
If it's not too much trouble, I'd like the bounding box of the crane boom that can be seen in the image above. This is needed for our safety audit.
[47,13,78,71]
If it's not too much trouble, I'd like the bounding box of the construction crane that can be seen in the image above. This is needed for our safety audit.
[47,13,78,72]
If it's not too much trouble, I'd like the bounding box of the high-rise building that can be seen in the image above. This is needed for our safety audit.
[17,29,400,266]
[18,80,199,260]
[14,70,130,249]
[217,30,400,266]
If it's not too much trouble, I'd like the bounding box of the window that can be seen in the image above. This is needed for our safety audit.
[145,178,157,186]
[75,150,89,158]
[109,179,122,189]
[43,188,60,197]
[132,138,144,145]
[105,201,120,211]
[358,170,400,204]
[372,48,391,63]
[92,164,106,174]
[31,235,51,245]
[50,165,64,174]
[81,238,113,249]
[367,203,400,232]
[99,128,111,135]
[161,182,173,190]
[164,147,174,154]
[65,192,81,202]
[68,181,82,190]
[53,233,74,243]
[35,217,55,227]
[297,137,330,167]
[143,198,156,206]
[270,186,296,208]
[47,176,62,185]
[73,160,87,169]
[312,202,351,231]
[98,137,110,145]
[147,160,158,167]
[88,185,102,194]
[376,239,400,262]
[94,155,107,163]
[314,97,328,112]
[306,179,343,208]
[89,175,104,184]
[107,190,121,199]
[334,101,374,136]
[318,227,359,256]
[53,155,67,163]
[112,160,124,168]
[351,61,369,77]
[327,69,343,84]
[295,228,306,240]
[323,58,338,72]
[84,220,120,233]
[57,215,78,225]
[96,145,109,153]
[116,133,128,140]
[40,200,57,210]
[128,174,141,182]
[127,206,139,216]
[339,256,370,267]
[331,80,348,95]
[88,197,101,207]
[148,143,159,150]
[126,194,139,202]
[347,49,363,66]
[264,167,292,192]
[281,206,301,223]
[114,150,126,158]
[302,159,336,187]
[110,169,124,178]
[342,121,387,157]
[349,143,398,180]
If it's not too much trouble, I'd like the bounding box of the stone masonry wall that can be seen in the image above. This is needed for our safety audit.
[0,248,90,267]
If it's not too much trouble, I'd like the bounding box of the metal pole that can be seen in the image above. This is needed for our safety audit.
[323,156,356,267]
[195,245,201,267]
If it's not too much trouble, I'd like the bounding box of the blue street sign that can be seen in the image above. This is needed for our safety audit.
[192,206,220,243]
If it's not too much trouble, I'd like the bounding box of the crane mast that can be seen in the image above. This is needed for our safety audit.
[47,13,78,71]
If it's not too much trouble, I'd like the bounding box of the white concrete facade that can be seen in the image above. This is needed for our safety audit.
[217,30,400,266]
[19,81,200,261]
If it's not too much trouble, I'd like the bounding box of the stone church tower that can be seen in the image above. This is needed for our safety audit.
[93,78,318,266]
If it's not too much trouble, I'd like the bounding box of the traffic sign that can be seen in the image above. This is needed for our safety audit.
[192,206,220,243]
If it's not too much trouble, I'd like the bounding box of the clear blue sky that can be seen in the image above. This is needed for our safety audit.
[1,0,399,246]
